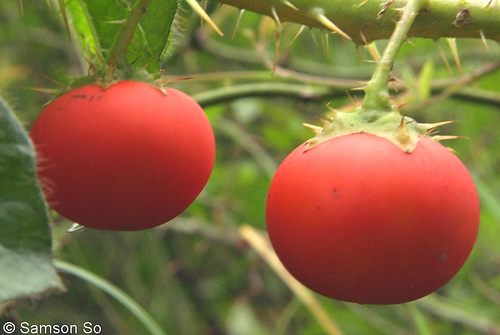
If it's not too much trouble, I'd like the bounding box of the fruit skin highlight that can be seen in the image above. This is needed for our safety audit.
[266,133,480,304]
[30,81,215,231]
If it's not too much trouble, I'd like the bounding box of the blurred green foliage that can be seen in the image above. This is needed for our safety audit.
[1,1,500,334]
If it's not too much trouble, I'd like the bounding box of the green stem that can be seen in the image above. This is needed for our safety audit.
[191,82,345,107]
[211,0,500,44]
[109,0,153,70]
[362,0,427,112]
[54,260,167,335]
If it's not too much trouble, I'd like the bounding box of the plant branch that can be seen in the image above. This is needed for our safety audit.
[192,82,341,107]
[185,68,500,109]
[212,0,500,44]
[408,60,500,111]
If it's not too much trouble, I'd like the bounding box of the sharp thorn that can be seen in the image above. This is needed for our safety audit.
[232,9,245,40]
[479,30,490,51]
[351,79,368,85]
[355,45,363,63]
[42,74,71,90]
[303,123,323,134]
[57,0,71,40]
[21,87,60,95]
[104,19,128,24]
[359,30,368,45]
[356,0,370,9]
[435,39,453,75]
[390,7,405,12]
[405,37,415,46]
[446,38,463,76]
[326,102,338,113]
[420,120,457,130]
[389,78,399,92]
[309,27,319,47]
[282,0,299,11]
[432,135,466,142]
[345,90,361,106]
[311,9,352,40]
[184,0,224,36]
[271,6,282,28]
[67,223,85,233]
[290,25,306,45]
[157,76,194,86]
[322,30,330,56]
[268,8,282,77]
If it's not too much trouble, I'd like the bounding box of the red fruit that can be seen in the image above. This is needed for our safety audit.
[30,81,215,231]
[266,133,480,304]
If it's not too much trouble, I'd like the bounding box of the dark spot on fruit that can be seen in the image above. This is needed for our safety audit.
[438,253,448,262]
[333,189,339,198]
[98,95,102,99]
[71,94,87,99]
[89,95,94,101]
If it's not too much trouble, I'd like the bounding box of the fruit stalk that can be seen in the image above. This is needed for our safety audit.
[109,0,153,70]
[362,0,427,112]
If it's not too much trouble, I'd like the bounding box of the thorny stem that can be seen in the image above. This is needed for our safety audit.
[109,0,153,71]
[213,0,500,44]
[362,0,427,112]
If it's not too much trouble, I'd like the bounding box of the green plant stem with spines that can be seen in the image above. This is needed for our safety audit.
[109,0,152,74]
[362,0,427,112]
[212,0,500,44]
[287,0,446,153]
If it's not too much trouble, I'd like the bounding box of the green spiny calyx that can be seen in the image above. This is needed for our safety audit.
[304,106,455,153]
[301,0,451,154]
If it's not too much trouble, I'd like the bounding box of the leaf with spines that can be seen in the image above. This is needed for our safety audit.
[0,97,64,304]
[64,0,178,74]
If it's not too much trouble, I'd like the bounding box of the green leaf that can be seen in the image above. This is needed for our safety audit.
[128,0,178,73]
[66,0,178,74]
[0,98,64,304]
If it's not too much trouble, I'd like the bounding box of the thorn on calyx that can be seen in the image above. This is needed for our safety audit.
[432,135,465,142]
[303,122,323,135]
